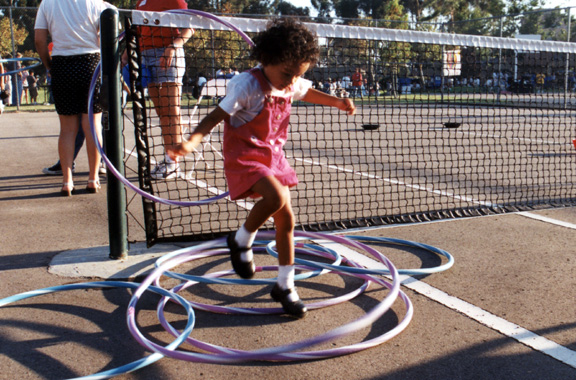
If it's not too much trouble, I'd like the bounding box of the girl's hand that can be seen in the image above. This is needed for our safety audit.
[167,141,193,161]
[339,98,356,115]
[167,133,206,161]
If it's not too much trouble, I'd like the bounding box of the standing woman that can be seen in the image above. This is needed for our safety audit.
[34,0,115,196]
[136,0,194,180]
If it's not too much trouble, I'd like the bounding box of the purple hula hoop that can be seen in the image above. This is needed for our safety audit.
[87,8,260,207]
[126,232,411,363]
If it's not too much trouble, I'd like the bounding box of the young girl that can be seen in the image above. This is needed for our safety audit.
[169,18,355,318]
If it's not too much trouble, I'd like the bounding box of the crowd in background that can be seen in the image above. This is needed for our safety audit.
[304,69,576,98]
[1,53,51,107]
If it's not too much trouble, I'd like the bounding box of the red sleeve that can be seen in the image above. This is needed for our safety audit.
[137,0,187,11]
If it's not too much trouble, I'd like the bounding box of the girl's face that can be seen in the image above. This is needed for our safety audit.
[262,61,311,91]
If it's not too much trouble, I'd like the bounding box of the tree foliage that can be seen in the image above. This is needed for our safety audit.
[0,16,27,55]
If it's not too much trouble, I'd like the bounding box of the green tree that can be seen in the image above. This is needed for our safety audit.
[276,1,311,17]
[310,0,334,22]
[0,16,28,55]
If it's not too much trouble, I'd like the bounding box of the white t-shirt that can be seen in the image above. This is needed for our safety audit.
[218,70,312,128]
[35,0,116,56]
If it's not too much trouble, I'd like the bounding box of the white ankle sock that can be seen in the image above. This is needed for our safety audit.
[235,225,256,262]
[277,265,297,303]
[235,224,256,248]
[278,265,295,289]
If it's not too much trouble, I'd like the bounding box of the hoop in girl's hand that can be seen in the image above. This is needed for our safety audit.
[88,9,256,207]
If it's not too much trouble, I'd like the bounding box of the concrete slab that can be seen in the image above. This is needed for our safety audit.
[48,243,182,280]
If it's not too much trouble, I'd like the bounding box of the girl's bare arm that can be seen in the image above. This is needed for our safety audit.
[301,88,356,115]
[168,106,229,159]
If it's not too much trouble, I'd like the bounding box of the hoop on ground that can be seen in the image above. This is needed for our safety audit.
[154,236,342,286]
[266,234,455,276]
[0,281,194,380]
[126,230,407,363]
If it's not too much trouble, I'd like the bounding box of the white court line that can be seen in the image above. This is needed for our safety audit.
[518,212,576,230]
[317,239,576,369]
[292,156,496,208]
[454,130,563,146]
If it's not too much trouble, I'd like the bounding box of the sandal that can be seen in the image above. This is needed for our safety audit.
[227,232,256,279]
[86,179,101,194]
[270,284,307,319]
[60,182,75,197]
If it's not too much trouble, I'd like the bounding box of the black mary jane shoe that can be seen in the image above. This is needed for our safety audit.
[227,232,256,279]
[270,283,307,319]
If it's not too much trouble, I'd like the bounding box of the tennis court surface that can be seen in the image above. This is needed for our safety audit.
[1,110,576,379]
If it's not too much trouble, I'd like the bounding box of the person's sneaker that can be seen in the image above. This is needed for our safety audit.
[150,160,180,180]
[270,284,307,319]
[42,162,75,176]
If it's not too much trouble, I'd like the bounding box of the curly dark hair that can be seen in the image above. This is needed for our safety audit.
[250,18,319,67]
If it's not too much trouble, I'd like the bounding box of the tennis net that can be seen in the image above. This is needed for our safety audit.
[121,11,576,245]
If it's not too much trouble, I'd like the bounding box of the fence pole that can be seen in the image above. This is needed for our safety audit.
[564,8,571,109]
[100,8,128,260]
[8,7,20,110]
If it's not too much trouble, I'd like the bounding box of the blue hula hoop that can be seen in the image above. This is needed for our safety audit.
[0,281,195,380]
[266,234,455,276]
[0,57,42,77]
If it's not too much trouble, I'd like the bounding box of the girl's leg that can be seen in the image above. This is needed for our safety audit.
[248,177,307,318]
[245,176,292,232]
[228,176,290,278]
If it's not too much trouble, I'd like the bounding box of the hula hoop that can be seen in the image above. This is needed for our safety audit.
[87,8,259,207]
[0,57,42,77]
[267,234,455,276]
[158,274,412,361]
[154,236,341,286]
[151,241,366,315]
[0,281,194,380]
[166,9,255,47]
[164,266,369,315]
[126,230,404,363]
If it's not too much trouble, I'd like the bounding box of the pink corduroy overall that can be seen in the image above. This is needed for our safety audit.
[222,68,298,200]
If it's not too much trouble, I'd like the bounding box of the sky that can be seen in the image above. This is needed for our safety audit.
[548,0,571,7]
[285,0,573,13]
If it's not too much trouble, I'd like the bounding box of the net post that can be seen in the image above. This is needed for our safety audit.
[100,8,128,260]
[564,8,571,109]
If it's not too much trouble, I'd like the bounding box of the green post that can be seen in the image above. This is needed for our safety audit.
[100,8,128,260]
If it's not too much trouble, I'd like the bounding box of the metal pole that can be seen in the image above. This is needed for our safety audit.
[564,8,571,109]
[100,8,128,260]
[496,16,503,104]
[8,6,20,110]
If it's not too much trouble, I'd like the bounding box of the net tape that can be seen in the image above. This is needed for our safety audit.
[131,11,576,53]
